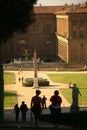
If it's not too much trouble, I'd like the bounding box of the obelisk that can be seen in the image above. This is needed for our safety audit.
[33,49,38,88]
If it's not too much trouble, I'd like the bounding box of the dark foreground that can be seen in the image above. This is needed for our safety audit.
[0,121,86,130]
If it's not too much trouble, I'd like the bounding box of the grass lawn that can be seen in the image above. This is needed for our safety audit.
[4,90,17,108]
[4,72,17,108]
[4,72,15,84]
[48,73,87,105]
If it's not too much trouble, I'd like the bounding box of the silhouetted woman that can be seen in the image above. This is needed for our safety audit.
[50,90,62,128]
[31,90,42,127]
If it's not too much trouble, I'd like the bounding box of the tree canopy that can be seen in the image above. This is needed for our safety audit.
[0,0,37,121]
[0,0,37,43]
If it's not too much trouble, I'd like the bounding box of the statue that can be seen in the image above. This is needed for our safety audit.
[69,82,81,112]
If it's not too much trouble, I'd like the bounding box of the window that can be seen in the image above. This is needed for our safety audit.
[79,24,84,38]
[71,23,77,38]
[45,22,50,32]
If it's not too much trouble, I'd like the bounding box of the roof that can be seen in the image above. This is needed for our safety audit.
[75,7,87,13]
[55,7,87,14]
[34,3,87,14]
[34,5,64,14]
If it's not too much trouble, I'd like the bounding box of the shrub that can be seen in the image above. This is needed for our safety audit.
[22,78,49,87]
[38,80,49,86]
[22,81,33,86]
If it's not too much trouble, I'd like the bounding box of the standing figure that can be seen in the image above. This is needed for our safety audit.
[69,82,81,112]
[14,103,20,121]
[42,95,47,109]
[20,101,28,122]
[49,90,62,128]
[31,90,42,127]
[18,77,21,82]
[22,77,24,82]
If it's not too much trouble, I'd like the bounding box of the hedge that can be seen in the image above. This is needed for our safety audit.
[22,78,49,87]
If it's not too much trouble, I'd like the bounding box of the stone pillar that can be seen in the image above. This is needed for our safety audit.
[33,49,38,88]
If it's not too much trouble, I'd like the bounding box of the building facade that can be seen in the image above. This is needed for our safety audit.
[1,6,64,63]
[56,3,87,63]
[1,3,87,64]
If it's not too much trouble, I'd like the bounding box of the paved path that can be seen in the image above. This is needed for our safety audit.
[4,71,70,108]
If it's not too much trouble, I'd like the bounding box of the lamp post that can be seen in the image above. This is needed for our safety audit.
[33,49,38,88]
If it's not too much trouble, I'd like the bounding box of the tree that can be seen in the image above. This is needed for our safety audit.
[0,0,37,121]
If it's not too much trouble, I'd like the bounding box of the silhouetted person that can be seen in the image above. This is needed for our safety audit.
[31,90,42,127]
[19,77,21,82]
[42,95,47,108]
[69,82,81,112]
[22,77,24,81]
[14,103,20,121]
[20,101,28,122]
[49,90,62,128]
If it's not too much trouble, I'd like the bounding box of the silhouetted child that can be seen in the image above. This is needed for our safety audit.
[42,95,47,109]
[20,101,28,122]
[14,103,20,121]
